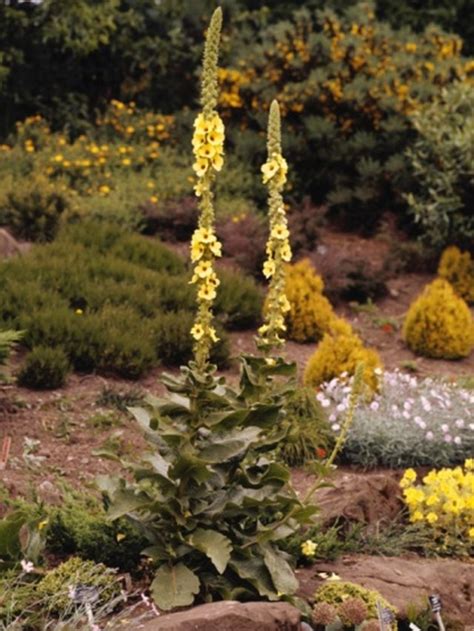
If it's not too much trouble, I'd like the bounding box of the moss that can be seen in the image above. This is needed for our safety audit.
[438,246,474,304]
[304,318,382,391]
[403,279,474,359]
[283,258,336,343]
[315,580,397,628]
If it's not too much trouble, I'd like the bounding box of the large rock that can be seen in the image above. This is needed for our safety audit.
[135,601,301,631]
[297,554,474,625]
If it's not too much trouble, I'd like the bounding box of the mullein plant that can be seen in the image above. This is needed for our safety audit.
[189,7,225,371]
[257,100,292,352]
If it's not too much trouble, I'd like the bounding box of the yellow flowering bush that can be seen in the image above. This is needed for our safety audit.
[403,278,474,359]
[304,318,382,391]
[400,460,474,555]
[283,258,336,343]
[257,100,292,351]
[220,2,474,230]
[438,246,474,304]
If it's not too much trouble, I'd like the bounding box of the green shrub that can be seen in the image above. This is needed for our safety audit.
[405,82,474,249]
[151,310,230,366]
[18,346,70,389]
[46,492,147,573]
[0,222,258,379]
[0,329,22,379]
[1,173,71,241]
[277,386,334,466]
[215,267,263,329]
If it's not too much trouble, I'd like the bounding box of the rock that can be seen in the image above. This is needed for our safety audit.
[314,471,403,528]
[37,480,62,505]
[0,228,29,259]
[297,554,474,625]
[135,601,301,631]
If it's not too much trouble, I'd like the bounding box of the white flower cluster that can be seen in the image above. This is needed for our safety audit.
[317,370,474,468]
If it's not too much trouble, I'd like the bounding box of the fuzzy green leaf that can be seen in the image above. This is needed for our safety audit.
[263,545,298,595]
[151,563,200,610]
[189,528,232,574]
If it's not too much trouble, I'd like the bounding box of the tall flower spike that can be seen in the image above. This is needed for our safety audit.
[257,100,292,352]
[190,8,225,371]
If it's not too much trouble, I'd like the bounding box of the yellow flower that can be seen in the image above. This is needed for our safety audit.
[191,323,205,340]
[150,196,158,204]
[465,459,474,470]
[411,510,424,522]
[198,283,217,301]
[194,180,205,197]
[261,158,280,183]
[426,512,438,524]
[75,308,84,315]
[209,326,219,343]
[271,224,290,240]
[197,144,217,159]
[194,260,214,279]
[212,154,224,171]
[300,539,318,557]
[122,158,131,166]
[191,242,205,262]
[400,468,417,488]
[193,158,209,177]
[263,260,276,279]
[207,130,225,145]
[280,243,292,262]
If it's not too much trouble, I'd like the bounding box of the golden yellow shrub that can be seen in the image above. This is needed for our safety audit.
[303,318,382,391]
[283,259,336,343]
[403,278,474,359]
[438,246,474,304]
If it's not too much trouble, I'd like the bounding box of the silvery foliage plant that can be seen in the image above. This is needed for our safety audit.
[317,370,474,468]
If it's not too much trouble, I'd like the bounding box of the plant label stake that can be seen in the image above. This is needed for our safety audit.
[0,436,11,470]
[409,624,421,631]
[376,600,395,631]
[429,594,446,631]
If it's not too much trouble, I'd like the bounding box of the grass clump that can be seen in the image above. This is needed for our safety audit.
[18,346,70,389]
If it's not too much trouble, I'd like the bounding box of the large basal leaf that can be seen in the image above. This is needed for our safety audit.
[229,554,278,600]
[199,426,261,463]
[263,544,298,596]
[151,563,200,610]
[0,511,25,560]
[189,528,232,574]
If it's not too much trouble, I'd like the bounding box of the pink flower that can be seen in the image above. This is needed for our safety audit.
[426,431,434,440]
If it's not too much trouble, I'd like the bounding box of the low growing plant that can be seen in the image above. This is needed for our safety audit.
[321,370,474,468]
[400,460,474,557]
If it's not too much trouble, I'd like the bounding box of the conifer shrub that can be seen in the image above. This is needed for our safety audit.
[18,346,70,389]
[304,318,382,390]
[283,258,336,343]
[438,246,474,304]
[403,279,474,359]
[0,329,22,379]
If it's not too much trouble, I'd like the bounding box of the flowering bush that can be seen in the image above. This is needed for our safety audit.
[438,245,474,304]
[221,1,474,230]
[283,258,336,343]
[400,460,474,556]
[403,278,474,359]
[321,370,474,468]
[304,318,382,390]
